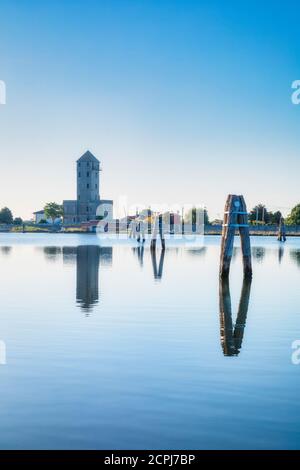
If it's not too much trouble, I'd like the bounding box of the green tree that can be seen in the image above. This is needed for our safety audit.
[286,204,300,225]
[269,211,282,225]
[0,207,13,224]
[13,217,23,225]
[44,202,63,224]
[249,204,270,224]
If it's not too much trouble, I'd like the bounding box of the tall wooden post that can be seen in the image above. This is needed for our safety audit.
[220,194,252,279]
[148,208,152,234]
[151,214,165,251]
[277,216,286,242]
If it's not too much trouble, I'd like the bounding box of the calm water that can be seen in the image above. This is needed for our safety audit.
[0,233,300,449]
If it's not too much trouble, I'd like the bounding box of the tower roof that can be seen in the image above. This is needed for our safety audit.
[77,150,99,163]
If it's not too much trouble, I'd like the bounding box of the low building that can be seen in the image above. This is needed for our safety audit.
[33,210,61,224]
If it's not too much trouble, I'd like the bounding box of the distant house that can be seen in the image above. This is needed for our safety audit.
[211,219,223,226]
[33,210,61,224]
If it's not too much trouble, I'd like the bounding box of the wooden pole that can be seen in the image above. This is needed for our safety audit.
[277,216,286,242]
[151,214,165,251]
[148,208,152,234]
[219,194,252,279]
[238,196,252,278]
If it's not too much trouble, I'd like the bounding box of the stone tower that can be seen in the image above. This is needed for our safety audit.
[77,150,100,222]
[63,150,113,225]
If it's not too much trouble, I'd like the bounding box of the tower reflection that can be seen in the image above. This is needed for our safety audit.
[61,245,112,313]
[219,277,252,356]
[76,246,101,312]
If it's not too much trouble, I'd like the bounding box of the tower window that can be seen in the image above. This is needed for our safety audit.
[95,184,97,189]
[78,172,81,177]
[87,172,89,177]
[86,206,89,212]
[87,183,89,189]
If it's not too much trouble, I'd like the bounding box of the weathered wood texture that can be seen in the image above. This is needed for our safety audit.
[219,194,252,278]
[150,214,165,251]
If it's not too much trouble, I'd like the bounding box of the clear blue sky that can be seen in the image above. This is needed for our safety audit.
[1,0,300,220]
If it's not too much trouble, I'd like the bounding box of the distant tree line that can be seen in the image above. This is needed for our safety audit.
[249,203,300,225]
[2,202,300,227]
[0,207,23,225]
[248,204,282,225]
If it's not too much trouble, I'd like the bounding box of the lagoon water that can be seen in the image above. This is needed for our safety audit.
[0,233,300,449]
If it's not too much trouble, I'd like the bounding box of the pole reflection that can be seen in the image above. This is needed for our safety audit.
[278,245,284,264]
[151,248,165,281]
[219,277,252,356]
[132,246,166,281]
[0,246,12,256]
[132,246,145,268]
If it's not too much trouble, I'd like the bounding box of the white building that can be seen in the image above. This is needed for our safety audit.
[33,210,61,224]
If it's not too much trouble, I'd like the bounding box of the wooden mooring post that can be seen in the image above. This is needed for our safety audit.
[219,194,252,279]
[277,216,286,242]
[150,214,165,251]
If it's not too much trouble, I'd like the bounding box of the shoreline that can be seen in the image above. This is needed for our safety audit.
[1,230,300,237]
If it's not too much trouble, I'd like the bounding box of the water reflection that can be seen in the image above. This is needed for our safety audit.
[132,246,145,268]
[40,245,113,313]
[76,246,100,313]
[219,278,252,356]
[278,245,284,264]
[76,246,113,313]
[252,247,266,263]
[290,249,300,268]
[186,247,207,258]
[132,246,166,280]
[0,246,12,256]
[62,246,77,265]
[42,246,62,262]
[151,249,165,281]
